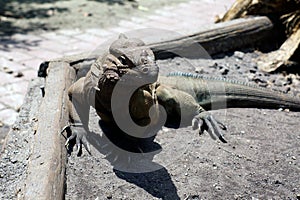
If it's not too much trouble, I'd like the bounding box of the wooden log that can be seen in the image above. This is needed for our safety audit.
[23,62,76,200]
[258,28,300,72]
[215,0,252,22]
[148,16,273,58]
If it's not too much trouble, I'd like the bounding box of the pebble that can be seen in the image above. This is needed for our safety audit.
[2,67,13,74]
[195,67,205,74]
[291,156,296,160]
[83,12,93,17]
[185,194,200,200]
[14,71,24,78]
[106,193,112,199]
[233,51,245,59]
[220,67,229,75]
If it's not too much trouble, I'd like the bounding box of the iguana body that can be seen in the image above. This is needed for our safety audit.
[65,34,300,153]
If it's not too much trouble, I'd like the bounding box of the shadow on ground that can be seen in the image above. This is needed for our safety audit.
[0,0,68,36]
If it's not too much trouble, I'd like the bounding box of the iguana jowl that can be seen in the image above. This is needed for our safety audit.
[64,34,300,154]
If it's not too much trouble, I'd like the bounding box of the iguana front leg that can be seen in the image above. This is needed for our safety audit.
[156,84,227,143]
[64,77,93,155]
[65,54,122,155]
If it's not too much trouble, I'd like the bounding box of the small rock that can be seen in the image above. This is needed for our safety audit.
[175,60,181,66]
[138,5,149,11]
[234,51,245,59]
[47,9,55,16]
[274,80,286,87]
[185,194,200,200]
[106,193,112,199]
[220,67,229,75]
[296,194,300,200]
[195,67,205,74]
[2,67,13,74]
[274,179,283,185]
[208,62,218,68]
[83,12,93,17]
[291,156,296,160]
[14,71,24,78]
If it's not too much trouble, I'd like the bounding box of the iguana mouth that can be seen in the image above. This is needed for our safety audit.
[120,63,159,86]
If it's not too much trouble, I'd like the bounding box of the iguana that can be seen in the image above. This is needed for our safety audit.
[63,34,300,154]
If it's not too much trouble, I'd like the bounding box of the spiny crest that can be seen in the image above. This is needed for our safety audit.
[167,71,296,96]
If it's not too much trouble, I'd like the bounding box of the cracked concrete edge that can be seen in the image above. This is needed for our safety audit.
[0,78,44,199]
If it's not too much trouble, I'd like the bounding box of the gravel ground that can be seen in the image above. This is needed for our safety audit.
[64,49,300,199]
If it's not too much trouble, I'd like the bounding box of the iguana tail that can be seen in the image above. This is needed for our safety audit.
[164,72,300,111]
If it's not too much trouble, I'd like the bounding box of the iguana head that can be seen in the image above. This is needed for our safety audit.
[108,34,159,86]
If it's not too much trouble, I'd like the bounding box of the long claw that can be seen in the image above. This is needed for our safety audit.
[208,115,227,143]
[192,112,227,143]
[61,124,91,155]
[215,118,227,130]
[204,118,217,140]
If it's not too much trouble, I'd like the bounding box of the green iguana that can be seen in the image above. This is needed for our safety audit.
[63,34,300,154]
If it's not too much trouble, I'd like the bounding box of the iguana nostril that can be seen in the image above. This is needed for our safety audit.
[140,57,148,64]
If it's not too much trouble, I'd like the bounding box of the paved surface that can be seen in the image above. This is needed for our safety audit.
[0,0,234,127]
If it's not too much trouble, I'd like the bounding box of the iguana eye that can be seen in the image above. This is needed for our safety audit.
[142,67,149,73]
[119,55,127,65]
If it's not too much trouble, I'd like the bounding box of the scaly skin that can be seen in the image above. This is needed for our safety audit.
[65,34,159,153]
[64,34,300,154]
[155,73,300,142]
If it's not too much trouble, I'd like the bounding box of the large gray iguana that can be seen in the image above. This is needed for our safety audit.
[64,34,300,154]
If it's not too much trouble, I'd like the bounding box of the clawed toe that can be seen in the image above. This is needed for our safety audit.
[192,112,227,143]
[61,124,91,155]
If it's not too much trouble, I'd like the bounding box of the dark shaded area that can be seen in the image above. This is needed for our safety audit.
[114,168,180,200]
[90,0,137,5]
[98,121,180,199]
[0,30,44,51]
[0,1,67,36]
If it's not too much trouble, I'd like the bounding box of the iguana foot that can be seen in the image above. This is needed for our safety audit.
[61,124,91,156]
[192,112,227,143]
